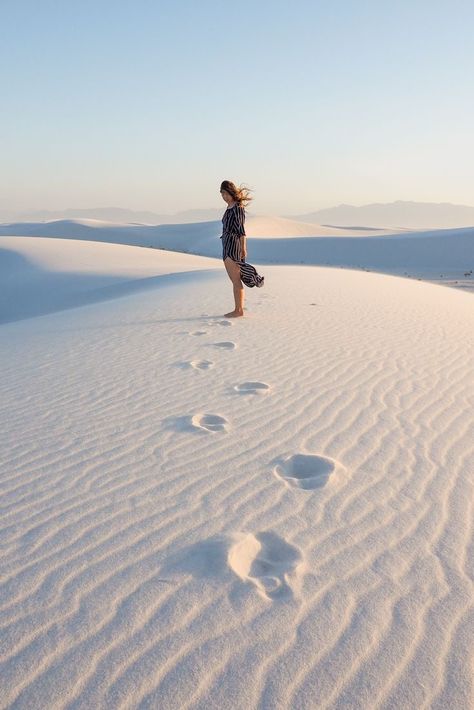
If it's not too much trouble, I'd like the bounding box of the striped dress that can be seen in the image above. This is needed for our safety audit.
[221,204,264,288]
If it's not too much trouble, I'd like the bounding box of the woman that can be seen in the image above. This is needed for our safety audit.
[220,180,264,318]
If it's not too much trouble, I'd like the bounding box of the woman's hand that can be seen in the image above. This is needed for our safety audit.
[241,239,247,259]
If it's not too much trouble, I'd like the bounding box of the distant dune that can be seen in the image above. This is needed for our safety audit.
[13,206,221,225]
[0,217,472,291]
[240,215,403,238]
[0,215,401,240]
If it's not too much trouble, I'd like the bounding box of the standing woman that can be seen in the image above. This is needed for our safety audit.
[220,180,264,318]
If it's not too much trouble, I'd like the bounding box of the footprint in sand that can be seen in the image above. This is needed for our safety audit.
[233,381,271,395]
[228,531,304,601]
[189,330,207,336]
[212,341,237,350]
[177,360,214,371]
[165,413,229,433]
[190,413,229,433]
[272,453,344,490]
[204,319,234,328]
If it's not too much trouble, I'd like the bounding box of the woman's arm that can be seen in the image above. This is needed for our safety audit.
[240,234,247,259]
[235,206,247,258]
[234,205,246,236]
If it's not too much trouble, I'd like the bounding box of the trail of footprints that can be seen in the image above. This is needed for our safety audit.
[169,311,345,600]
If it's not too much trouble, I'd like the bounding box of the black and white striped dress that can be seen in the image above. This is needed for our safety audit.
[220,204,264,288]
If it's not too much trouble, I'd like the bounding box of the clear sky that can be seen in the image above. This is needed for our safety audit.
[1,0,473,215]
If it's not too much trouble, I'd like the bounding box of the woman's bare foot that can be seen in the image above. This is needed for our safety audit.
[224,309,244,318]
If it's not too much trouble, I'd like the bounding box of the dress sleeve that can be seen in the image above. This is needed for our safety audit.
[234,205,246,236]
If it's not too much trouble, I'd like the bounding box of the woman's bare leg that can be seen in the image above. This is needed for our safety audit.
[224,257,244,317]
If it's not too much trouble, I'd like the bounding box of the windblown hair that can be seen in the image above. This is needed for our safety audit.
[220,180,254,207]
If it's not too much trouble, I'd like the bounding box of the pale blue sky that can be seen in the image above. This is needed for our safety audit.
[1,0,473,215]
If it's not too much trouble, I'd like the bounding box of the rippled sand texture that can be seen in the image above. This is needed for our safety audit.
[1,259,473,709]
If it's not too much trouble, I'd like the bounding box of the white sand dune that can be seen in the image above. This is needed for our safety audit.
[1,237,473,708]
[0,214,404,239]
[235,214,404,237]
[0,236,219,324]
[1,217,472,292]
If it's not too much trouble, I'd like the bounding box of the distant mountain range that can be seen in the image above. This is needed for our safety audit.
[1,201,473,229]
[289,201,474,229]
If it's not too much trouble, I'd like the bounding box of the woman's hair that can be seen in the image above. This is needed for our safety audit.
[220,180,253,207]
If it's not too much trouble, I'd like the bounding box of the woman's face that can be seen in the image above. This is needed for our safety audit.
[220,189,232,205]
